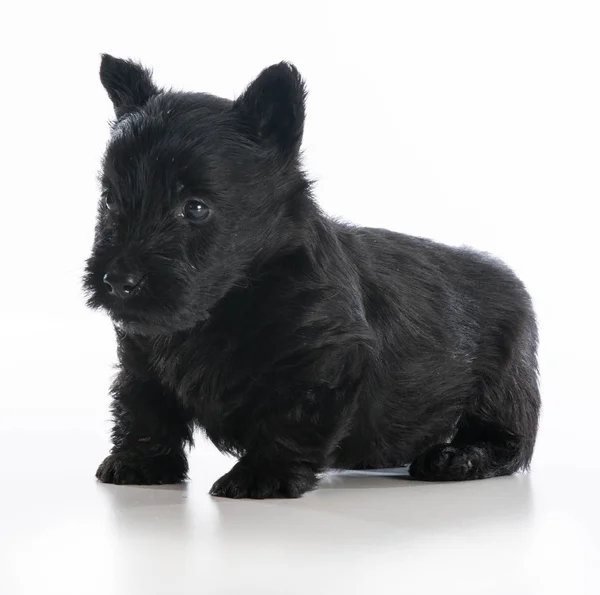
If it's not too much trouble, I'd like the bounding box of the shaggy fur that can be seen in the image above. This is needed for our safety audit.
[84,55,540,499]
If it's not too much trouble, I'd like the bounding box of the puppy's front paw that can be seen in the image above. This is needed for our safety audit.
[96,451,188,485]
[210,461,317,499]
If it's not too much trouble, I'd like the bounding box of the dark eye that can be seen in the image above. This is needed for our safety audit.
[183,199,210,221]
[105,194,117,212]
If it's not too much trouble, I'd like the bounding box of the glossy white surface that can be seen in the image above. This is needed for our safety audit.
[1,1,599,593]
[1,323,599,594]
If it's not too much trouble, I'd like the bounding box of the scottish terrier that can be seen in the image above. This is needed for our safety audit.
[84,55,540,498]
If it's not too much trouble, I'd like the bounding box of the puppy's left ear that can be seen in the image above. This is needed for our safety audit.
[100,54,159,118]
[234,62,306,158]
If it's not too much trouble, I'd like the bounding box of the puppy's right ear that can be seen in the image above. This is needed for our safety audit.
[234,62,306,159]
[100,54,159,117]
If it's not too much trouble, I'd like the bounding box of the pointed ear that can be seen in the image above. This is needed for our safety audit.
[99,54,159,117]
[234,62,306,157]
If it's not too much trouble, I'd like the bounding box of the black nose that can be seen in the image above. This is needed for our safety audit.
[103,271,144,298]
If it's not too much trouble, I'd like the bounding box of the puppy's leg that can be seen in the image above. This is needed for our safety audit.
[96,370,194,485]
[210,387,353,499]
[410,356,540,481]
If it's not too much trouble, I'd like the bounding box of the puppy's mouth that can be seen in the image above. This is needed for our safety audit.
[110,310,143,324]
[109,306,210,336]
[109,312,165,336]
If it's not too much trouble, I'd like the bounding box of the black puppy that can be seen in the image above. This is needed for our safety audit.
[84,55,540,499]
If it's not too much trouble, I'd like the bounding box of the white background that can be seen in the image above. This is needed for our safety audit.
[1,2,599,594]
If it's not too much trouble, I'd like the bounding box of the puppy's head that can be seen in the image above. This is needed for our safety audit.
[84,55,308,335]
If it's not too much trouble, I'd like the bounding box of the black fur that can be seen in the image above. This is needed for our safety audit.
[84,55,540,498]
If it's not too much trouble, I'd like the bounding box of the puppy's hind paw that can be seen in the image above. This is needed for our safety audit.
[409,444,489,481]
